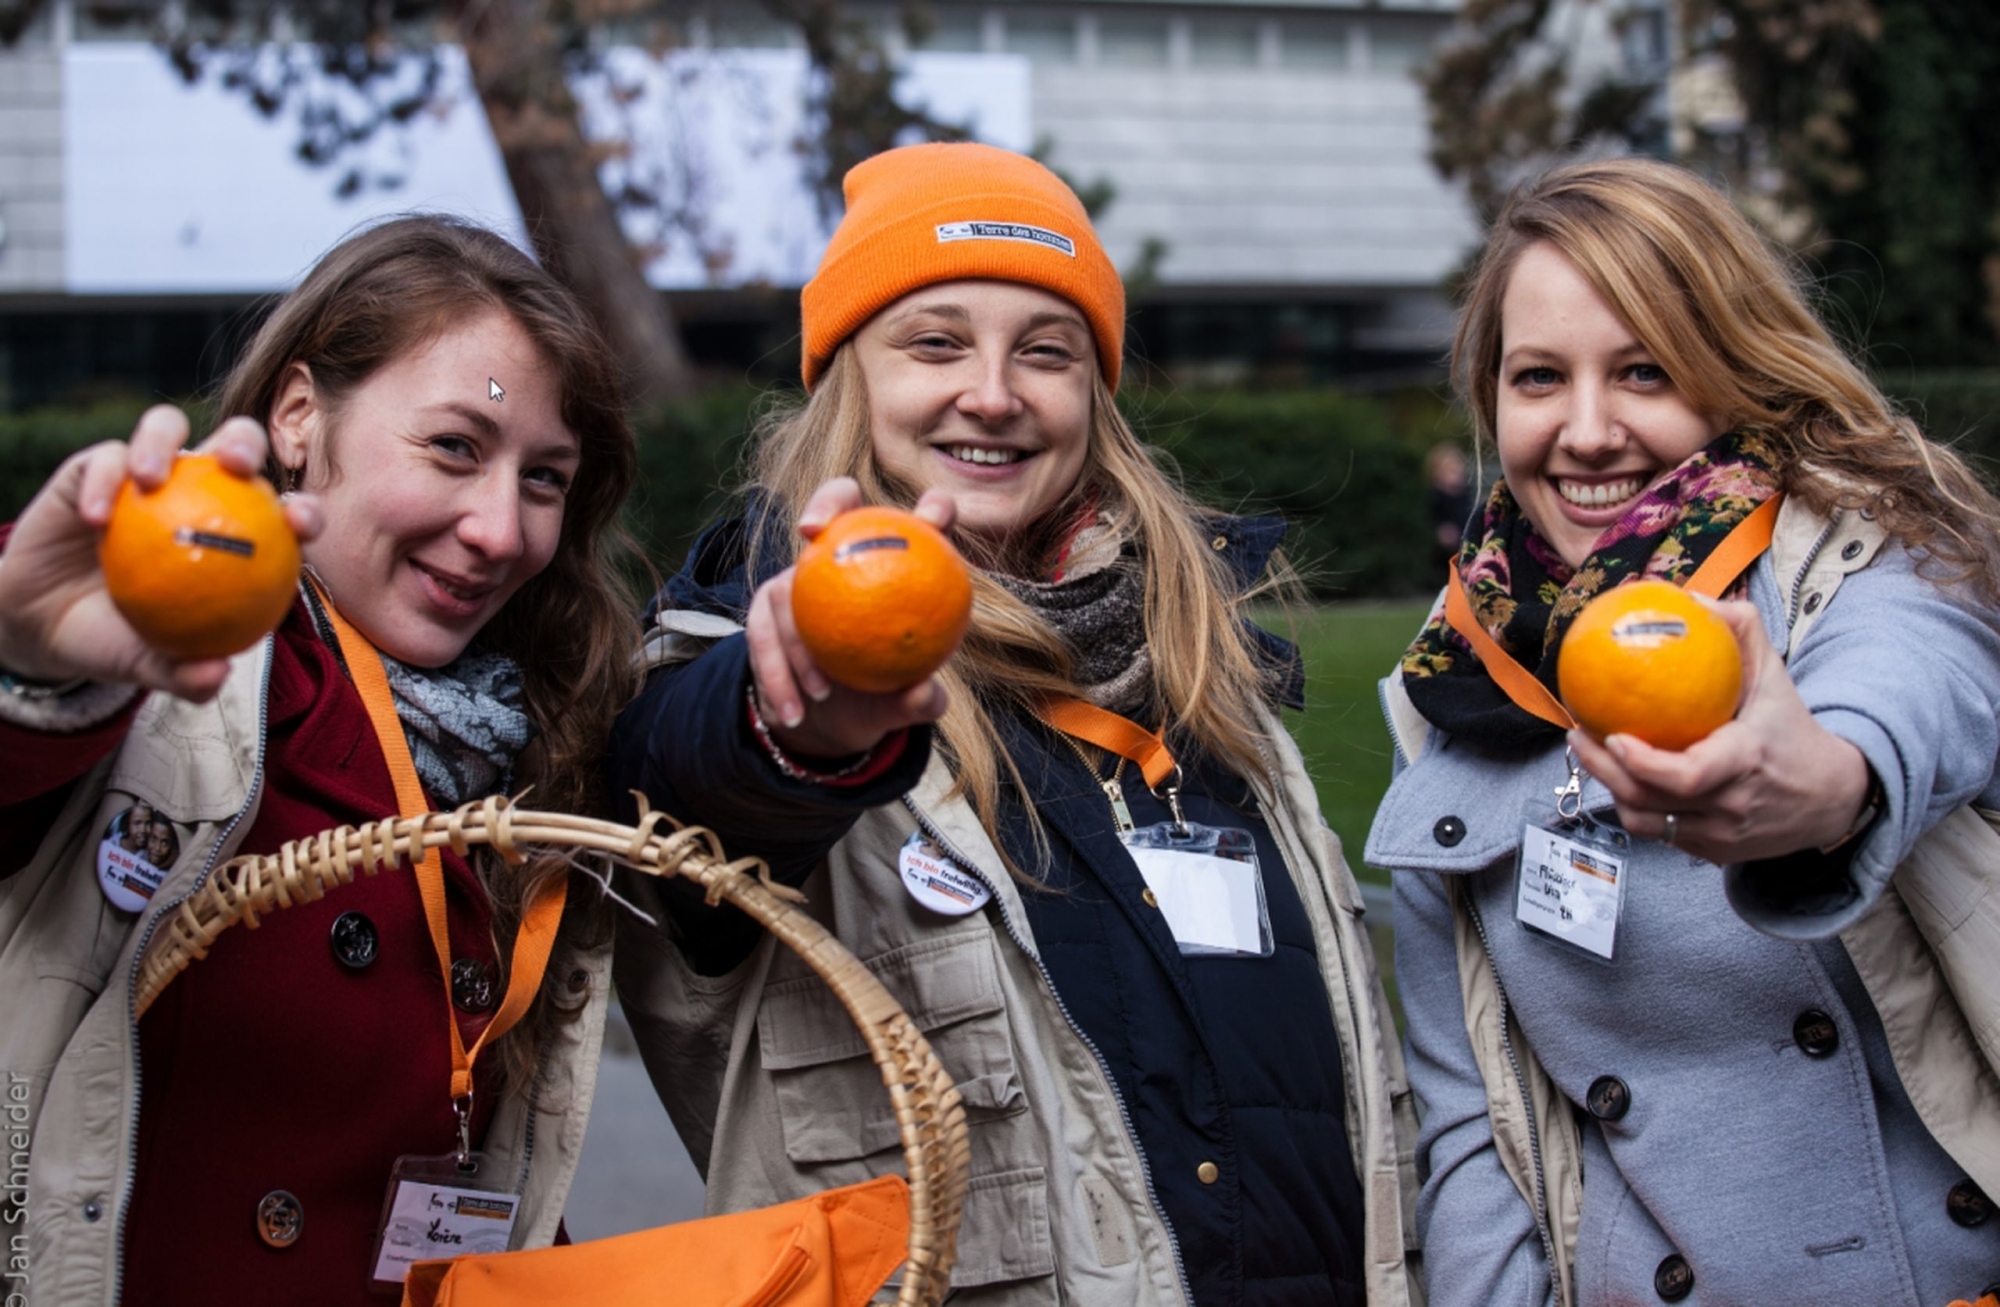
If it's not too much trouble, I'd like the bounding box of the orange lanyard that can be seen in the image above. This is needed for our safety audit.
[312,581,566,1149]
[1037,695,1194,834]
[1037,696,1178,789]
[1445,494,1784,731]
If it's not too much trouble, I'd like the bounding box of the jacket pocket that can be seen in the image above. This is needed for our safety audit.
[759,930,1025,1162]
[926,1167,1056,1288]
[758,930,1053,1289]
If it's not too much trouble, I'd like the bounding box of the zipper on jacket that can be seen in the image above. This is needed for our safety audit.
[514,1100,539,1194]
[1378,678,1411,772]
[1785,515,1839,629]
[898,795,1196,1307]
[1051,730,1136,832]
[113,641,275,1305]
[1462,892,1562,1290]
[1247,730,1377,1168]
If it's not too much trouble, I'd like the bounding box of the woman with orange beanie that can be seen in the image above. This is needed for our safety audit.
[609,142,1420,1306]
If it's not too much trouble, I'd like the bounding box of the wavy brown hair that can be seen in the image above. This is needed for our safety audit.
[744,347,1294,876]
[1454,155,2000,604]
[215,215,639,1101]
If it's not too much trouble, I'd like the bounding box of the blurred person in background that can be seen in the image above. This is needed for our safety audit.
[609,142,1421,1307]
[0,216,637,1306]
[1425,441,1475,574]
[1370,157,2000,1305]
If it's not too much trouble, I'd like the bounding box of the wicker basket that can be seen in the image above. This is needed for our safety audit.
[134,794,971,1307]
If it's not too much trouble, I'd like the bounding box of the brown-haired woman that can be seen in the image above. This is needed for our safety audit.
[610,142,1418,1306]
[1373,156,2000,1305]
[0,215,638,1305]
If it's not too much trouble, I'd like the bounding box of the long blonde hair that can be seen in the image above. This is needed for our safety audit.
[745,347,1291,874]
[1454,156,2000,603]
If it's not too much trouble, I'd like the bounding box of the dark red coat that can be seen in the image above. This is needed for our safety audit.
[2,599,508,1306]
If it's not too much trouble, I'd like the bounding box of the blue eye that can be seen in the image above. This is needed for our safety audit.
[1513,367,1559,388]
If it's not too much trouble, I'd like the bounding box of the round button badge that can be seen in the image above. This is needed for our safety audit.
[898,833,991,917]
[95,802,183,913]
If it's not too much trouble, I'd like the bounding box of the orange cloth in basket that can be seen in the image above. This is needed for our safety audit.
[402,1176,911,1307]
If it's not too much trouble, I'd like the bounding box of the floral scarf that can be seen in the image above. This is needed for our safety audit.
[1400,429,1782,748]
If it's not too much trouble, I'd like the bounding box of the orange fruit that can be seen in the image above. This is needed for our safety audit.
[791,506,973,694]
[100,453,302,660]
[1557,579,1742,750]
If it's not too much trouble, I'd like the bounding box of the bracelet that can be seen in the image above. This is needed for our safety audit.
[1819,768,1886,854]
[744,684,878,784]
[0,668,89,700]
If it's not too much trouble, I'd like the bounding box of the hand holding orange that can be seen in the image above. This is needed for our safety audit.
[1558,580,1742,751]
[791,505,973,694]
[99,453,302,660]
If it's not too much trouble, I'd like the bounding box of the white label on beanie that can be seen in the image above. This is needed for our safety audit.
[936,221,1076,257]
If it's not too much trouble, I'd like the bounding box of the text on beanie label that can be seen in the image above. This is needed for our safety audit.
[935,220,1076,257]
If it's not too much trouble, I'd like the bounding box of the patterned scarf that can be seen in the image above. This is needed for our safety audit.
[1400,429,1782,748]
[379,651,534,807]
[989,515,1154,715]
[304,583,535,806]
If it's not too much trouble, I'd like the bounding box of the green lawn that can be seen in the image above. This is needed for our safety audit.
[1255,599,1429,1028]
[1266,600,1430,885]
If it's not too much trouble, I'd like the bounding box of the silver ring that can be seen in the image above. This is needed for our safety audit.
[1663,813,1680,846]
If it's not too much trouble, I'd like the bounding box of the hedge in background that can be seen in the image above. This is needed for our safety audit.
[1896,371,2000,470]
[0,406,174,525]
[1124,386,1451,597]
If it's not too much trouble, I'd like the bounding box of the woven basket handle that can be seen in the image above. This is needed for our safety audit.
[134,794,970,1307]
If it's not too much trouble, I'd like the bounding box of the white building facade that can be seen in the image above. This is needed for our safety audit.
[0,0,1476,405]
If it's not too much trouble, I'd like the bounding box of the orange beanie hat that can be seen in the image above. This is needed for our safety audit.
[800,142,1125,390]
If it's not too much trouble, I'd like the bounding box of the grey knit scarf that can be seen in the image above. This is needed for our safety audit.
[990,518,1153,715]
[303,581,534,807]
[380,651,534,808]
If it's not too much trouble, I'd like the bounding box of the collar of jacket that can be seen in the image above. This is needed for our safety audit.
[654,502,1304,708]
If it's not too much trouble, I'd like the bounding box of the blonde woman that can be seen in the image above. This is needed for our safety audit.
[610,143,1418,1306]
[1371,157,2000,1305]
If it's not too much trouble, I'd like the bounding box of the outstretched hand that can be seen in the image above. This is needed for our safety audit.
[1568,596,1873,865]
[0,405,322,704]
[745,478,959,762]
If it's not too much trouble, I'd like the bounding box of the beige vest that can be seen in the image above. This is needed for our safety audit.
[620,610,1425,1305]
[0,641,608,1306]
[1383,499,2000,1306]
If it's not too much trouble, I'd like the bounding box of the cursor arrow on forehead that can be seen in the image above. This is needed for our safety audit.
[489,378,504,402]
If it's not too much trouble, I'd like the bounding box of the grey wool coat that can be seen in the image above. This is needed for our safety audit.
[1368,528,2000,1306]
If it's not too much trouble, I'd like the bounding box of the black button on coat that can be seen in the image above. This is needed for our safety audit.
[328,911,378,970]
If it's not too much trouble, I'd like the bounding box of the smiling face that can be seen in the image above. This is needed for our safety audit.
[852,280,1096,543]
[1495,242,1728,570]
[270,310,579,667]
